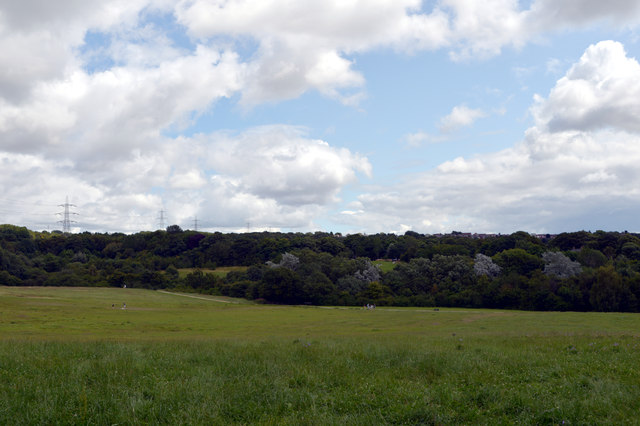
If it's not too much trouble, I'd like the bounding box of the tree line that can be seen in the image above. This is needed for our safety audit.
[1,224,640,312]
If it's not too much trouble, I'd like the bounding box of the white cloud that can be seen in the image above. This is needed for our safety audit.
[3,1,640,110]
[348,40,640,234]
[1,46,243,163]
[437,156,486,173]
[0,151,154,233]
[441,0,529,60]
[156,126,372,230]
[177,0,640,104]
[403,131,446,147]
[239,43,365,106]
[579,170,617,184]
[174,0,449,51]
[1,1,381,232]
[532,40,640,134]
[0,125,371,232]
[545,57,563,75]
[403,105,487,147]
[2,2,640,233]
[169,170,207,190]
[439,105,487,133]
[527,0,640,31]
[199,125,372,205]
[0,0,160,102]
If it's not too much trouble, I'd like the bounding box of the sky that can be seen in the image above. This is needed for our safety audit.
[2,0,640,235]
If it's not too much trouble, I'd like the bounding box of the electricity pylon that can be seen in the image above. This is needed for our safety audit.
[57,196,78,233]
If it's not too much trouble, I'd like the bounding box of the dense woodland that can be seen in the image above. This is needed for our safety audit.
[2,224,640,312]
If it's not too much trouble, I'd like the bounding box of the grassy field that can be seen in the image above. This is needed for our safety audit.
[1,286,639,424]
[373,260,399,273]
[177,266,248,279]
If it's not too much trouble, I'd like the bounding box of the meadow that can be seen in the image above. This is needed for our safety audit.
[1,286,639,424]
[177,266,248,279]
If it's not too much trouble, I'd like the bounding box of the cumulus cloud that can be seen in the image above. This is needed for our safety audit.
[438,105,487,133]
[0,151,159,233]
[3,1,640,233]
[0,125,371,232]
[348,41,640,234]
[531,40,640,134]
[239,44,365,106]
[0,0,160,102]
[0,46,243,164]
[440,0,528,60]
[200,126,371,205]
[174,0,449,52]
[154,126,373,230]
[173,0,441,105]
[403,105,486,147]
[404,132,438,147]
[1,1,380,232]
[172,0,640,104]
[3,1,639,109]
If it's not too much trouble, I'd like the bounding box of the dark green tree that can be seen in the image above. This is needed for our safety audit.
[493,248,543,277]
[589,266,628,312]
[260,267,303,304]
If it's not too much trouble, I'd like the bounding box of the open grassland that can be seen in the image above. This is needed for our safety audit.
[373,260,399,273]
[177,266,248,279]
[1,286,639,424]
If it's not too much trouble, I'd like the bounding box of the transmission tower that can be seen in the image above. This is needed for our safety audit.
[193,216,199,232]
[57,196,78,233]
[157,210,166,230]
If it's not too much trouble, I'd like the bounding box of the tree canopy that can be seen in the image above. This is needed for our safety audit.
[1,225,640,312]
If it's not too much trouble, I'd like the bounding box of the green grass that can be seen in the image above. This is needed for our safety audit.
[177,266,248,278]
[373,259,399,273]
[1,286,639,424]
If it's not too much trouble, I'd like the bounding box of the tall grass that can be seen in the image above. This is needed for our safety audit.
[2,335,638,424]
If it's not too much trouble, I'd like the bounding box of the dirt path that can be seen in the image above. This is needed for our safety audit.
[157,290,240,304]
